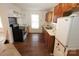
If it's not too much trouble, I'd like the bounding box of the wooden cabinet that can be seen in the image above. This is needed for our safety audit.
[45,12,53,22]
[54,3,73,17]
[62,3,73,12]
[71,3,79,8]
[45,3,79,23]
[54,3,74,16]
[53,3,79,22]
[54,4,63,17]
[53,4,63,23]
[42,27,55,53]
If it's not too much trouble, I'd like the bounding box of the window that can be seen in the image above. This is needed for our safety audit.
[31,14,39,29]
[0,16,3,28]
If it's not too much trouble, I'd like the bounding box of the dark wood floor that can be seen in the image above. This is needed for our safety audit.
[14,33,51,56]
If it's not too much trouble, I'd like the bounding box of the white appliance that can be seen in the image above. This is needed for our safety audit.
[55,16,79,49]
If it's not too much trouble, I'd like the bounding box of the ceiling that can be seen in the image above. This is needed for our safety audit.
[15,3,58,11]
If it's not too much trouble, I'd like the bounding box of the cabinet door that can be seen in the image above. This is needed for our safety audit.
[48,36,55,53]
[44,30,48,46]
[54,4,63,17]
[72,3,79,9]
[47,33,50,48]
[62,3,73,12]
[76,3,79,7]
[54,4,63,23]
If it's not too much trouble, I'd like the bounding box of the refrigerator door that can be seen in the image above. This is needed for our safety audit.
[68,16,79,49]
[55,17,73,47]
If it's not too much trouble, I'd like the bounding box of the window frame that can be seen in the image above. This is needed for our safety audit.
[31,14,39,29]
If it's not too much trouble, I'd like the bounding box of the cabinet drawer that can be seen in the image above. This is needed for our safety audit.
[54,39,66,56]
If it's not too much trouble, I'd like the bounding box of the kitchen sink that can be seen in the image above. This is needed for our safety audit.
[45,26,53,29]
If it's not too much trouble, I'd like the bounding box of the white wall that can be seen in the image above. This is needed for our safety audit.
[8,4,26,26]
[0,4,11,43]
[24,10,47,33]
[0,4,26,43]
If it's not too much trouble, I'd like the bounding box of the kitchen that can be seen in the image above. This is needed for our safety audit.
[42,3,79,56]
[0,3,79,56]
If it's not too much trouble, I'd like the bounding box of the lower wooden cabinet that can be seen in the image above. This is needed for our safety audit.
[42,28,55,53]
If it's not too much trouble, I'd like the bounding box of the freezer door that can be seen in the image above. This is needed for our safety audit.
[55,17,73,46]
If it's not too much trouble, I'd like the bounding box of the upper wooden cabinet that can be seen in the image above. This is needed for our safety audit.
[54,3,74,17]
[54,3,79,17]
[45,11,53,22]
[54,4,63,17]
[45,3,79,23]
[71,3,79,8]
[53,3,79,22]
[62,3,72,12]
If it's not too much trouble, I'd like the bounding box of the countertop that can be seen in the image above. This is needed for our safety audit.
[0,44,21,56]
[43,26,56,36]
